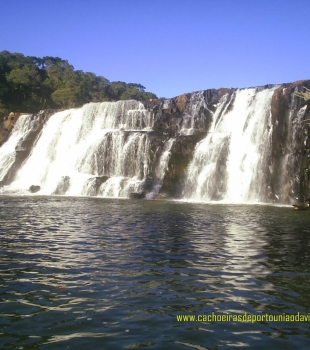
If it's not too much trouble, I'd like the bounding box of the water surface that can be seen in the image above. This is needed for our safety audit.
[1,196,310,349]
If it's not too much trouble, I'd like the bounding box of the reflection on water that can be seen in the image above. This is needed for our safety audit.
[0,197,310,349]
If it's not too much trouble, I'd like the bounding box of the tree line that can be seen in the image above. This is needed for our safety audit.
[0,51,157,117]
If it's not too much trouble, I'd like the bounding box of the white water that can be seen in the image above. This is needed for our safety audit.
[7,101,152,197]
[95,132,150,197]
[162,93,214,136]
[0,87,303,202]
[146,138,176,199]
[182,87,278,202]
[179,91,212,135]
[0,115,32,181]
[80,100,153,131]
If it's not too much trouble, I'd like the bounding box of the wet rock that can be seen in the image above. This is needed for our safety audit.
[95,176,109,185]
[140,177,154,192]
[0,112,23,146]
[53,176,71,195]
[269,80,310,203]
[129,192,145,199]
[29,185,40,193]
[93,176,109,193]
[81,176,110,196]
[160,133,208,197]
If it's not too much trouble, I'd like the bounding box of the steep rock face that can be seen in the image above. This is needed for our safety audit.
[142,88,234,197]
[150,89,232,137]
[146,82,310,203]
[268,81,310,202]
[0,113,23,146]
[0,82,310,203]
[161,133,208,196]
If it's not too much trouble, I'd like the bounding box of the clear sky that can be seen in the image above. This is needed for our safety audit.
[1,0,309,98]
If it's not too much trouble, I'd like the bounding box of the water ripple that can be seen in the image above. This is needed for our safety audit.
[1,197,310,349]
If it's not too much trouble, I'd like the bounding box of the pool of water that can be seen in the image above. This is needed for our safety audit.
[0,196,310,349]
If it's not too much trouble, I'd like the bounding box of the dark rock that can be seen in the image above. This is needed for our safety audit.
[81,176,110,196]
[0,113,22,147]
[160,133,208,197]
[29,185,40,193]
[53,176,70,195]
[269,80,310,203]
[93,176,109,194]
[95,176,109,186]
[140,177,154,192]
[152,88,234,138]
[129,192,145,199]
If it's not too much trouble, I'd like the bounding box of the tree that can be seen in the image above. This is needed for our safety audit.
[7,65,41,86]
[0,51,157,118]
[51,87,80,109]
[6,64,43,110]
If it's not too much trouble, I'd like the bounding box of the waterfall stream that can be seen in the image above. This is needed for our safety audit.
[182,87,278,202]
[0,115,32,181]
[4,101,153,197]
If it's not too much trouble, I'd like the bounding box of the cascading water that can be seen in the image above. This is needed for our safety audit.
[93,132,150,197]
[6,101,153,197]
[0,114,32,181]
[179,91,213,135]
[0,82,308,202]
[182,87,279,203]
[146,138,176,199]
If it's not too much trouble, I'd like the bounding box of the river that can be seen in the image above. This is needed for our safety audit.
[1,196,310,349]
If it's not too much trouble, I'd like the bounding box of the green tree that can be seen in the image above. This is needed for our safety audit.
[51,87,81,109]
[0,50,157,118]
[6,64,42,110]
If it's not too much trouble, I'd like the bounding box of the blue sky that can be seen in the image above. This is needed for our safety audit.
[1,0,309,98]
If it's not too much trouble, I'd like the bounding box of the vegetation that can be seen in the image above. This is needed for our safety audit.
[0,51,157,117]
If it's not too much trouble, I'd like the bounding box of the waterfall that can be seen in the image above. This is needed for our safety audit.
[146,138,176,199]
[5,101,153,197]
[0,115,32,181]
[179,91,213,135]
[182,87,278,203]
[0,82,307,202]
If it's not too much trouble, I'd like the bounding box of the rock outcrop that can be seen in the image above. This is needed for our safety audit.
[1,82,310,203]
[268,81,310,202]
[29,185,40,193]
[0,112,23,146]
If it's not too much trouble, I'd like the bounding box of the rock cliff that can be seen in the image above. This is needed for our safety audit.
[0,81,309,204]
